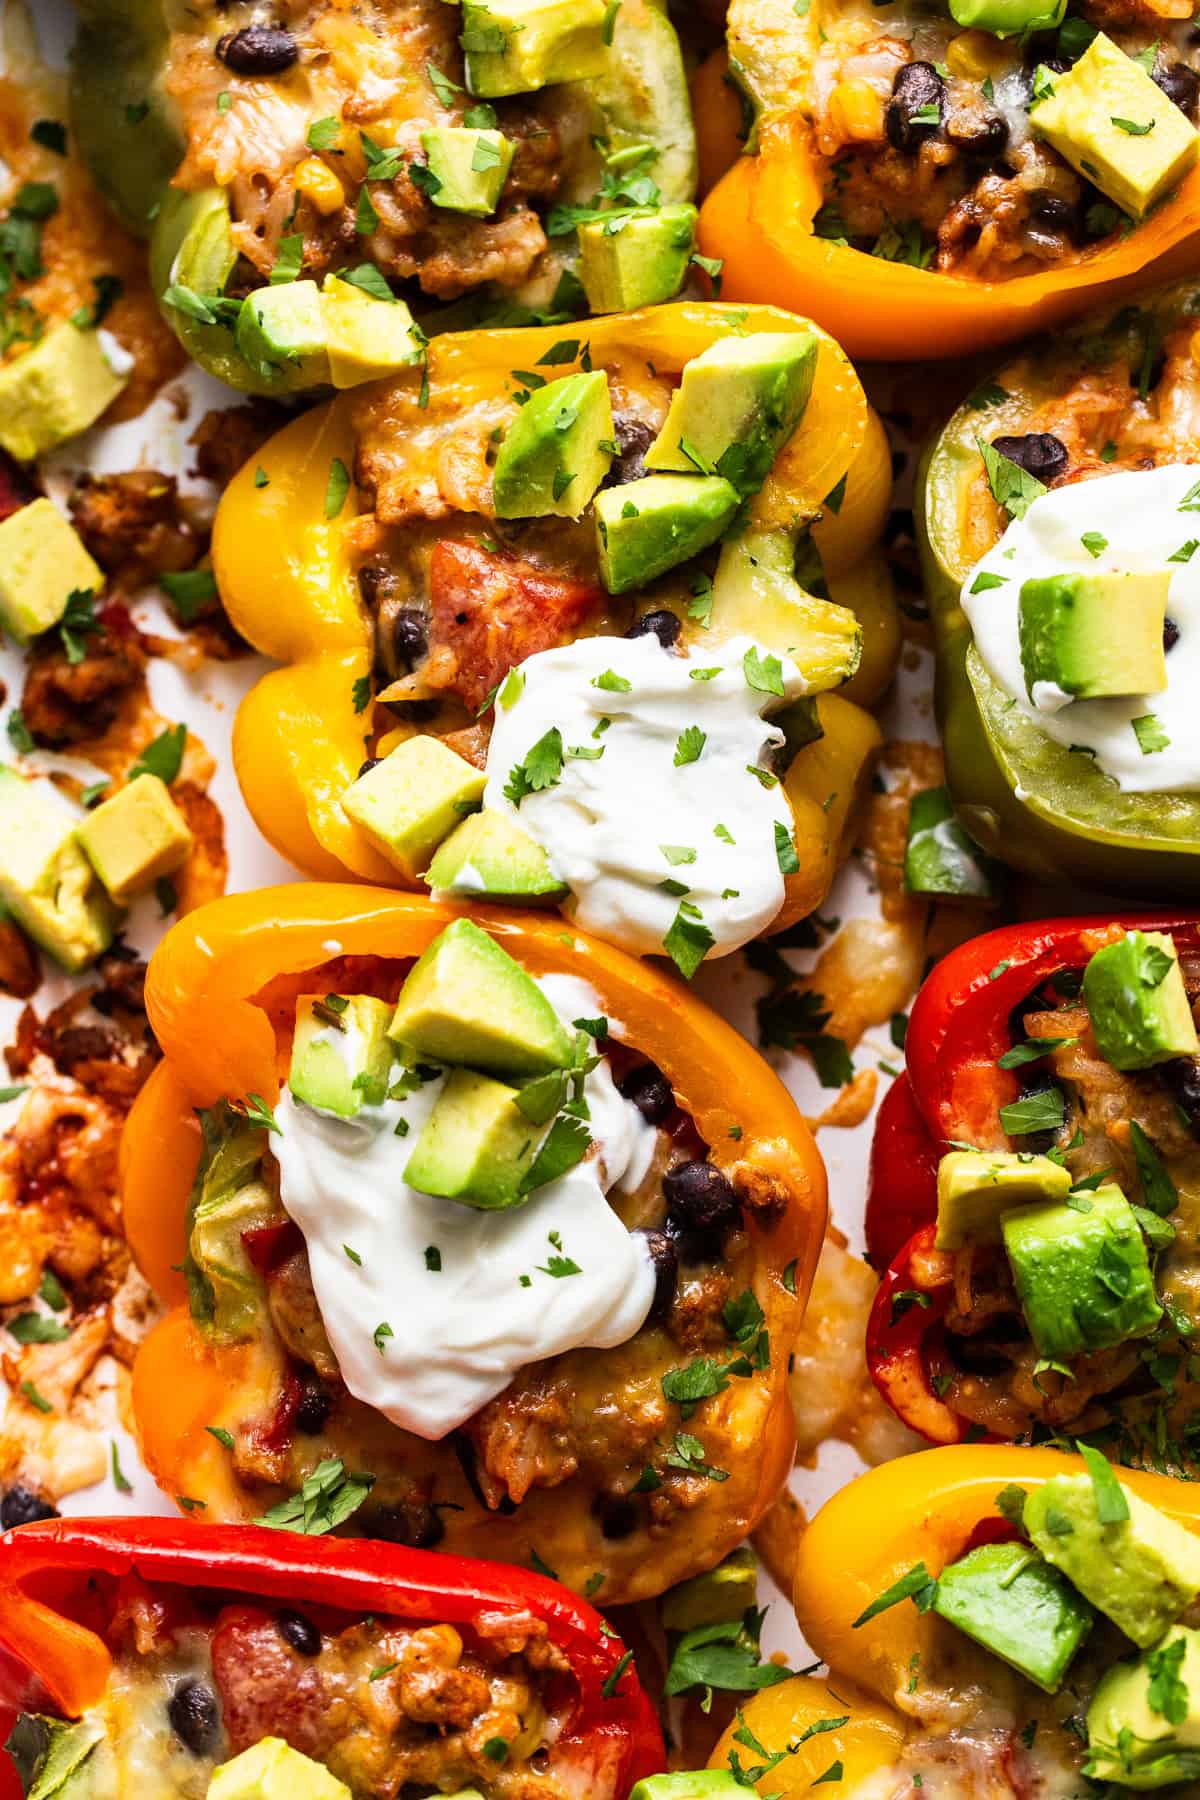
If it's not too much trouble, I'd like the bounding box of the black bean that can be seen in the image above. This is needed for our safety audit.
[945,113,1009,157]
[991,433,1068,483]
[624,609,680,648]
[1028,192,1081,239]
[364,1501,446,1549]
[216,25,298,75]
[593,1492,638,1540]
[277,1610,321,1656]
[357,757,381,779]
[294,1377,332,1433]
[357,566,390,607]
[604,417,656,488]
[618,1061,674,1125]
[167,1680,221,1755]
[1165,617,1181,653]
[635,1227,678,1320]
[1154,61,1200,120]
[392,607,428,669]
[663,1212,723,1265]
[1163,1056,1200,1136]
[886,62,944,153]
[382,697,439,723]
[663,1159,740,1233]
[0,1485,58,1529]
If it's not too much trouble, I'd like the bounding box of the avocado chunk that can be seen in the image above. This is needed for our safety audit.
[948,0,1065,35]
[1031,33,1200,219]
[76,774,193,904]
[578,204,698,313]
[493,370,615,521]
[0,324,128,463]
[236,280,331,389]
[342,735,487,882]
[1018,570,1169,704]
[595,473,739,594]
[5,1714,104,1799]
[1083,929,1199,1071]
[904,784,997,900]
[932,1541,1093,1693]
[1087,1625,1200,1788]
[420,126,514,216]
[1026,1471,1200,1648]
[390,917,572,1076]
[0,499,103,645]
[184,1111,279,1343]
[289,993,395,1118]
[207,1737,350,1800]
[629,1778,747,1799]
[404,1066,541,1208]
[708,527,862,689]
[320,275,423,388]
[1001,1183,1161,1361]
[936,1150,1072,1250]
[460,0,609,96]
[425,809,567,900]
[661,1548,758,1631]
[645,331,818,498]
[0,766,115,972]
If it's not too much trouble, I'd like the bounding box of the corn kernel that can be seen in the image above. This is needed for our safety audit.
[828,78,885,143]
[946,30,1010,80]
[294,156,345,214]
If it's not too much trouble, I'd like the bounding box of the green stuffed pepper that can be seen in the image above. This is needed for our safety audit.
[69,0,699,395]
[918,276,1200,896]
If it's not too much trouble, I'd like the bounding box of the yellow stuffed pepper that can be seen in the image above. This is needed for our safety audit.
[706,1446,1200,1792]
[212,302,894,980]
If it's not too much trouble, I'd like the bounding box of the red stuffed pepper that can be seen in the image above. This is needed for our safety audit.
[0,1517,663,1798]
[866,913,1200,1462]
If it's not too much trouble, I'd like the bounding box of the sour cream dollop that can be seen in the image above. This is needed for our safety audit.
[272,975,658,1441]
[963,465,1200,793]
[476,632,808,961]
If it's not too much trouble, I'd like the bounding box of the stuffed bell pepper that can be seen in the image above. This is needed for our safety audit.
[920,275,1200,894]
[703,1445,1200,1793]
[865,909,1200,1463]
[698,0,1200,360]
[69,0,704,395]
[119,885,825,1603]
[0,1516,663,1798]
[212,303,894,977]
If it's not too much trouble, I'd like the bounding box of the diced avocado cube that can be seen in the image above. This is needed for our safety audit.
[5,1715,103,1799]
[0,324,128,463]
[709,528,862,690]
[390,916,572,1076]
[404,1067,540,1208]
[1018,570,1169,704]
[1083,929,1199,1071]
[594,474,739,595]
[932,1541,1093,1693]
[0,499,103,646]
[1087,1625,1200,1787]
[75,774,193,904]
[949,0,1065,35]
[630,1778,746,1799]
[1032,33,1200,219]
[493,370,615,521]
[773,697,824,760]
[904,785,995,900]
[661,1548,757,1632]
[235,280,331,388]
[319,275,423,388]
[341,735,486,882]
[0,766,116,971]
[578,204,698,313]
[1001,1183,1162,1361]
[936,1150,1072,1250]
[460,0,609,97]
[419,126,514,216]
[425,809,567,900]
[289,993,395,1118]
[207,1737,351,1800]
[645,331,818,499]
[1026,1471,1200,1648]
[183,1111,274,1339]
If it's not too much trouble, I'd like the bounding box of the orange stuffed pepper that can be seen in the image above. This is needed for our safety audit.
[121,885,826,1605]
[211,304,894,977]
[698,0,1200,360]
[707,1445,1200,1792]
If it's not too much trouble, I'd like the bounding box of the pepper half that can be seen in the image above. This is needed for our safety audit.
[120,885,826,1601]
[0,1516,663,1795]
[920,277,1200,893]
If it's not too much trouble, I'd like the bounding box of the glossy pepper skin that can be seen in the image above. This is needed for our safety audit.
[120,886,826,1601]
[864,911,1200,1443]
[706,1445,1200,1791]
[0,1518,664,1791]
[919,279,1200,893]
[211,302,891,921]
